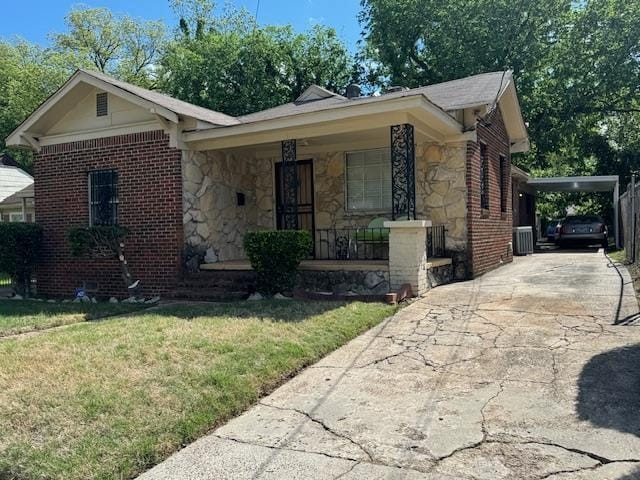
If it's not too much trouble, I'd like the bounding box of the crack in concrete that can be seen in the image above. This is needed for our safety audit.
[213,433,363,463]
[430,433,640,475]
[538,459,640,479]
[258,401,374,463]
[331,460,360,479]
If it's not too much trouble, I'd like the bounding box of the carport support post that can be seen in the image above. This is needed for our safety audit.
[384,220,431,296]
[615,180,621,250]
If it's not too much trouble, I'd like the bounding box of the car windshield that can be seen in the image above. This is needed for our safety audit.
[564,215,602,224]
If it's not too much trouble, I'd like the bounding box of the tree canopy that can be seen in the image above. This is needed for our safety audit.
[0,1,353,168]
[1,0,639,221]
[159,5,353,116]
[0,42,71,169]
[360,0,640,218]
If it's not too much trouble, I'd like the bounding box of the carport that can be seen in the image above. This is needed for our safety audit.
[526,175,620,248]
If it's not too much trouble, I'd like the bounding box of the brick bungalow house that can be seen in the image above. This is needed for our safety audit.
[5,69,529,298]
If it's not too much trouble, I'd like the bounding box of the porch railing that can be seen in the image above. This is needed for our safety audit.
[314,228,389,260]
[0,273,10,287]
[313,225,447,261]
[427,225,447,258]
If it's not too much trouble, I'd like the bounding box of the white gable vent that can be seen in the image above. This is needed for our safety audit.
[96,92,108,117]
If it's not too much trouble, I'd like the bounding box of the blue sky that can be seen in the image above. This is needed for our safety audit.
[3,0,363,50]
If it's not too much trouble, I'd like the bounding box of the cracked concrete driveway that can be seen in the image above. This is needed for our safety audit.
[139,252,640,480]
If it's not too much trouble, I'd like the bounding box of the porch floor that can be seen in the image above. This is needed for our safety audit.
[201,259,389,272]
[200,258,452,272]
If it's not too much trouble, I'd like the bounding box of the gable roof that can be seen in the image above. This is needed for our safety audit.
[0,165,33,203]
[79,69,240,127]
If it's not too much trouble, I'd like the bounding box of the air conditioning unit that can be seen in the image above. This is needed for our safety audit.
[514,226,534,255]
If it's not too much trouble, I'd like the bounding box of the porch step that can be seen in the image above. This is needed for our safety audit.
[168,270,256,302]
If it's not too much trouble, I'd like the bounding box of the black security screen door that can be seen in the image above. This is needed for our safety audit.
[275,159,315,235]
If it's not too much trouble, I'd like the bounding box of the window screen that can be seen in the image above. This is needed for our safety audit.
[346,149,392,211]
[499,155,507,213]
[89,170,118,226]
[480,143,489,210]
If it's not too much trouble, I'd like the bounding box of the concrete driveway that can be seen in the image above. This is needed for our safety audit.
[140,252,640,480]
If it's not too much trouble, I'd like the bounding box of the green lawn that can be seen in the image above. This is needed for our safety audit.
[0,300,396,480]
[0,300,146,337]
[607,249,626,263]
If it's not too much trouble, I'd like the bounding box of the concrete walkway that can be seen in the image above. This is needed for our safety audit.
[140,252,640,480]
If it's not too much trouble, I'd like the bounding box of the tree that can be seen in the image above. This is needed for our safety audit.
[52,7,166,88]
[359,0,640,218]
[0,41,71,170]
[67,226,140,296]
[159,4,353,116]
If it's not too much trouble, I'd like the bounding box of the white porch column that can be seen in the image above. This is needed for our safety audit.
[384,220,431,296]
[21,198,27,222]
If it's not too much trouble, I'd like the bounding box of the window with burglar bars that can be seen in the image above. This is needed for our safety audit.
[480,143,489,210]
[499,155,507,213]
[89,170,118,226]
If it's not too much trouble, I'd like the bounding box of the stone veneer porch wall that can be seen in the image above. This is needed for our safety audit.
[416,143,468,279]
[182,142,469,274]
[182,150,273,262]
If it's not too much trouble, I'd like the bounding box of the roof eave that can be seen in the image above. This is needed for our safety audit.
[183,93,463,148]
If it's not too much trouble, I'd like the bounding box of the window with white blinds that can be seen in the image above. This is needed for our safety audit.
[345,148,392,211]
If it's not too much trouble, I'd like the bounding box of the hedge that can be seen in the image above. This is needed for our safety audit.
[0,223,43,297]
[244,230,312,296]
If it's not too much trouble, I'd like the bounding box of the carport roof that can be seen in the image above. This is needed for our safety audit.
[527,176,619,192]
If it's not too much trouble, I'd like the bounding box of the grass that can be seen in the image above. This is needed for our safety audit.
[0,300,396,480]
[608,248,626,264]
[0,300,146,337]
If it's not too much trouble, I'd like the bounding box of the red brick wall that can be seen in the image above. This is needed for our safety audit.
[466,109,514,277]
[35,130,183,298]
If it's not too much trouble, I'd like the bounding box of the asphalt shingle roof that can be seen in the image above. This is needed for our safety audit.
[237,71,512,125]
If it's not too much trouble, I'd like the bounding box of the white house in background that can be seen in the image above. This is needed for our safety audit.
[0,154,35,222]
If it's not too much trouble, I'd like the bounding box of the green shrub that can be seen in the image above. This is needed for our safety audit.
[244,230,312,295]
[67,226,136,293]
[0,223,43,297]
[67,225,130,258]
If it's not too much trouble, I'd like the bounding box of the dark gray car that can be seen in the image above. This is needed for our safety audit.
[557,215,608,248]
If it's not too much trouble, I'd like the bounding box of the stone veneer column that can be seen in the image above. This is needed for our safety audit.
[384,220,432,296]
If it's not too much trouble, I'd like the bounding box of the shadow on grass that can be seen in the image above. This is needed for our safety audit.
[0,299,147,323]
[577,344,640,478]
[154,299,350,323]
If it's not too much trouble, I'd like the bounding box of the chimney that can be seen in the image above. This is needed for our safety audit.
[345,84,361,99]
[385,86,409,94]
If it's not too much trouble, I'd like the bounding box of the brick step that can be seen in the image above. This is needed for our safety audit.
[178,271,257,289]
[188,271,257,281]
[177,279,255,288]
[166,288,249,302]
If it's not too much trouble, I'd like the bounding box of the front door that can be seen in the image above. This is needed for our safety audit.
[275,159,315,236]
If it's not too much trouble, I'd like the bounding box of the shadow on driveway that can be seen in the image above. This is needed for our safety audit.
[577,343,640,477]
